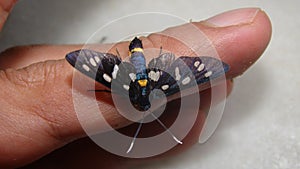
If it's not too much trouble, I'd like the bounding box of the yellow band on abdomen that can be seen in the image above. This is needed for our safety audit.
[130,48,144,53]
[138,79,148,87]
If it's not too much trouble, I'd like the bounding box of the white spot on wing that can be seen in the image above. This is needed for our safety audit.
[149,70,160,82]
[182,77,191,85]
[161,85,169,90]
[148,71,154,80]
[112,65,119,79]
[204,71,212,77]
[123,84,129,90]
[194,61,200,67]
[197,63,205,72]
[82,64,90,72]
[129,73,136,82]
[94,56,100,63]
[103,73,112,82]
[89,58,97,67]
[175,67,181,81]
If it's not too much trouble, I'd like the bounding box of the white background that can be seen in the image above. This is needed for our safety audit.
[0,0,299,168]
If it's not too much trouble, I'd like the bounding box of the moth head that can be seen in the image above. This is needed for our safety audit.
[129,37,143,52]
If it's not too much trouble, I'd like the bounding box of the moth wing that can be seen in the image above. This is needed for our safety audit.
[149,56,229,97]
[66,49,136,95]
[148,52,175,71]
[169,56,229,85]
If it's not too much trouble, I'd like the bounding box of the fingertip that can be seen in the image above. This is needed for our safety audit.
[144,8,272,80]
[225,9,272,77]
[199,8,272,78]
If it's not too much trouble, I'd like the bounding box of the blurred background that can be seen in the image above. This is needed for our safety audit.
[0,0,299,168]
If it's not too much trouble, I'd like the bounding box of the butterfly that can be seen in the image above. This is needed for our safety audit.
[66,37,229,153]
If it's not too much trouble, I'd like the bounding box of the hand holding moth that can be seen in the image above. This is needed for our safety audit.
[66,36,230,153]
[0,8,271,168]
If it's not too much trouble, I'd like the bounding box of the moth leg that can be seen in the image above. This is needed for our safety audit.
[150,112,182,144]
[126,112,146,153]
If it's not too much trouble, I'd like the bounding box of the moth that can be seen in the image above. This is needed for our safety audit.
[66,37,229,153]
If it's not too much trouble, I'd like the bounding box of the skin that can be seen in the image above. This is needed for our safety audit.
[0,2,272,169]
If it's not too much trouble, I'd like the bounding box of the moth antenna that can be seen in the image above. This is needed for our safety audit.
[126,112,146,153]
[115,48,121,58]
[159,46,163,56]
[150,112,183,144]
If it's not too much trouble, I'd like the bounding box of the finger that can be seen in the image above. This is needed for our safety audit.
[0,8,271,168]
[0,0,17,30]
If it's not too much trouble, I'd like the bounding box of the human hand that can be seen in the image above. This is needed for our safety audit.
[0,6,271,169]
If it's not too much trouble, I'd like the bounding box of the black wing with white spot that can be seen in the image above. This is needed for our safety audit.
[171,56,229,84]
[66,49,136,94]
[148,54,229,97]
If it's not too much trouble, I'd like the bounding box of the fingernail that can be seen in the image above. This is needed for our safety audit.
[205,8,260,27]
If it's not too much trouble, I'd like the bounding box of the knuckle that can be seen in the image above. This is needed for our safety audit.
[0,64,46,89]
[0,60,62,90]
[0,61,68,140]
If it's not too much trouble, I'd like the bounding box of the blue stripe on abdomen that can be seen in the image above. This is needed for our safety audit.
[130,52,147,75]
